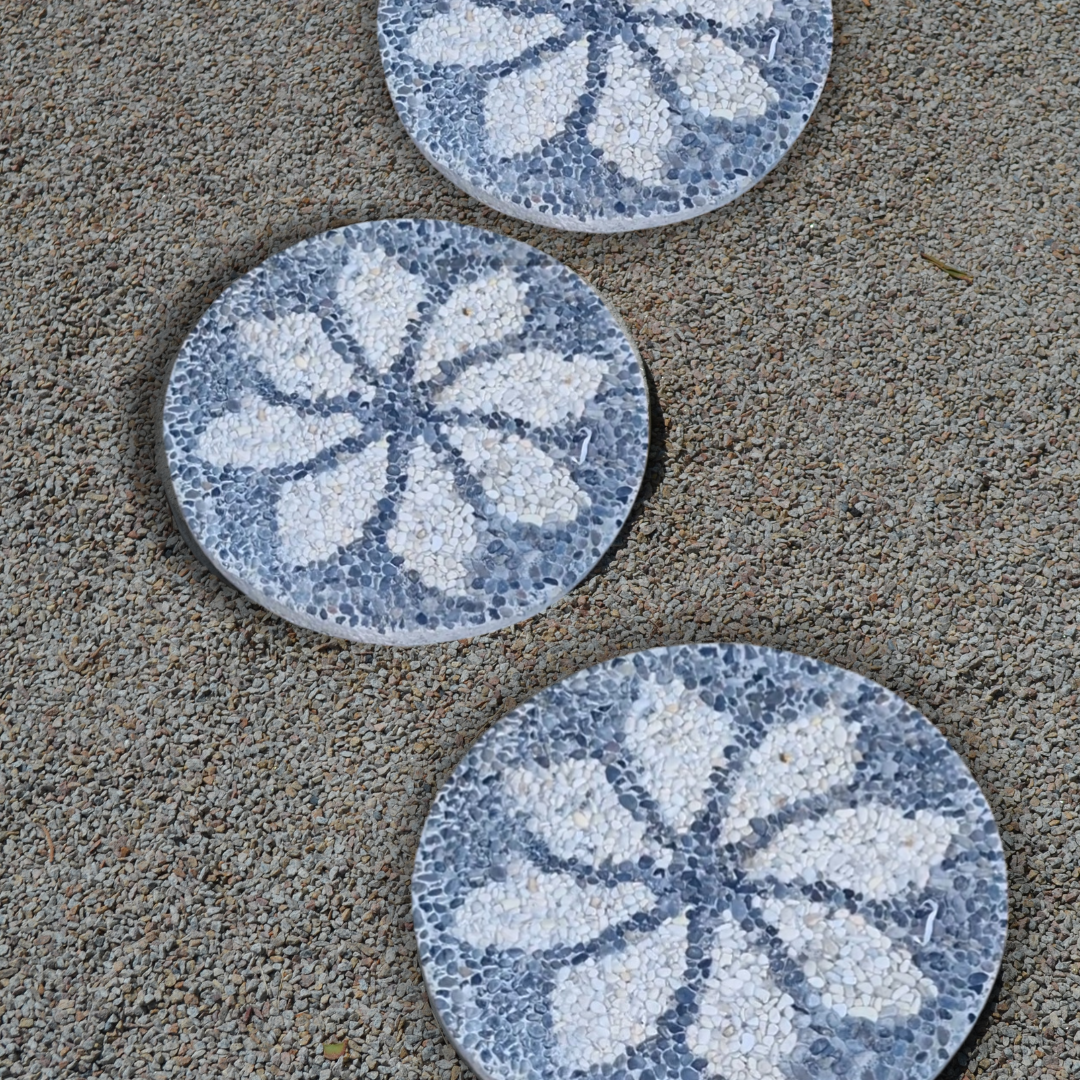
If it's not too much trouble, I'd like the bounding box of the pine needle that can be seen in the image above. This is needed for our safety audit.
[920,252,974,282]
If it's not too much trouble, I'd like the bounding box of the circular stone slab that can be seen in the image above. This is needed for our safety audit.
[379,0,831,232]
[413,645,1007,1080]
[158,220,649,645]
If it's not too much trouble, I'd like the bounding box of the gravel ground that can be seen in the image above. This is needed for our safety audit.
[1,1,1078,1079]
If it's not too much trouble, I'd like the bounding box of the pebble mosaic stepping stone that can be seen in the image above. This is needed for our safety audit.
[379,0,832,232]
[412,645,1007,1080]
[158,220,649,645]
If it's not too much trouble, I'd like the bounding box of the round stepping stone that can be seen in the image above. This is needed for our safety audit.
[413,645,1007,1080]
[158,220,649,645]
[379,0,832,232]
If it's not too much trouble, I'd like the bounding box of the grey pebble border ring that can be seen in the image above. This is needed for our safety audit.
[157,219,650,645]
[379,0,833,231]
[413,644,1008,1080]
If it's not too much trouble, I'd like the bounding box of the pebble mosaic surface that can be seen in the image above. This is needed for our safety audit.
[159,219,649,644]
[413,645,1007,1080]
[379,0,832,231]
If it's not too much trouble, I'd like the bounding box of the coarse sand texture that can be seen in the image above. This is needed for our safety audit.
[3,0,1079,1077]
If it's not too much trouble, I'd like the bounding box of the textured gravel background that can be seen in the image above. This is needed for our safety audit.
[2,1,1078,1078]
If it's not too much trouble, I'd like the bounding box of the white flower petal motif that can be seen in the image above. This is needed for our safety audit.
[587,42,674,183]
[552,914,689,1070]
[237,313,370,403]
[196,396,365,470]
[502,757,664,867]
[484,38,592,159]
[632,0,774,26]
[435,349,607,427]
[450,429,588,525]
[451,860,655,952]
[275,440,389,567]
[762,898,937,1021]
[407,0,564,69]
[622,677,734,833]
[745,804,957,901]
[415,269,530,383]
[720,703,861,845]
[386,442,478,593]
[645,28,778,121]
[336,248,428,374]
[686,913,796,1080]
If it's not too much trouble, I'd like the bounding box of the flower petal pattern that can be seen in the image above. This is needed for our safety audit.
[337,248,428,373]
[720,703,860,844]
[484,38,592,159]
[385,442,479,593]
[502,756,661,867]
[686,913,796,1080]
[645,28,777,120]
[632,0,774,25]
[450,430,588,525]
[762,898,938,1021]
[411,647,1008,1080]
[195,396,365,470]
[407,0,564,69]
[383,0,832,232]
[551,914,689,1070]
[414,269,530,383]
[238,313,369,402]
[275,440,389,567]
[451,860,655,952]
[435,349,607,427]
[745,804,957,900]
[586,42,674,183]
[164,220,648,643]
[621,677,734,832]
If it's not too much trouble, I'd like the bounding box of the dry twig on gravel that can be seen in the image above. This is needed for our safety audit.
[920,251,975,282]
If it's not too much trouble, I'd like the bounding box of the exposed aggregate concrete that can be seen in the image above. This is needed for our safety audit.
[1,0,1078,1078]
